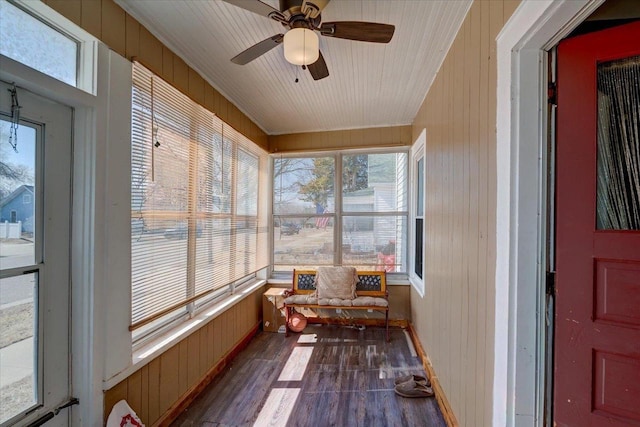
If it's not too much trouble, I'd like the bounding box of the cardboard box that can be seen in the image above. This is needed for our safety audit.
[263,288,286,332]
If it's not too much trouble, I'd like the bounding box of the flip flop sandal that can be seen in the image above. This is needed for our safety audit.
[394,374,431,387]
[394,379,434,398]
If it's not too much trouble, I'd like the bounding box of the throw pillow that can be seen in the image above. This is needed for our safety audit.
[315,266,358,300]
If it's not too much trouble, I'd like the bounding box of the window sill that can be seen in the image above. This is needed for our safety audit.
[103,279,266,390]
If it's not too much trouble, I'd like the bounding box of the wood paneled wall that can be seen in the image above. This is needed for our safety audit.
[268,125,412,153]
[410,1,519,426]
[43,0,268,151]
[104,288,264,426]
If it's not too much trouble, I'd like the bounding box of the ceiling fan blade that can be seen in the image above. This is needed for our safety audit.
[301,0,331,19]
[307,51,329,80]
[221,0,285,22]
[320,21,395,43]
[231,34,284,65]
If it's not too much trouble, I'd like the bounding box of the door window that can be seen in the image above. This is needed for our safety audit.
[596,55,640,230]
[0,118,39,424]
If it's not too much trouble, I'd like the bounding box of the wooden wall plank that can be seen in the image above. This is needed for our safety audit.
[504,0,521,20]
[207,320,215,368]
[204,85,215,112]
[139,27,163,76]
[178,340,189,397]
[139,364,150,425]
[127,369,143,420]
[188,69,205,104]
[199,323,209,377]
[218,98,229,123]
[466,3,481,423]
[159,345,180,414]
[269,126,412,152]
[187,332,201,386]
[101,0,126,57]
[147,358,161,424]
[162,47,174,84]
[80,0,101,39]
[125,13,140,61]
[476,0,491,424]
[213,315,223,362]
[104,380,127,423]
[45,0,81,26]
[223,310,233,355]
[173,56,189,94]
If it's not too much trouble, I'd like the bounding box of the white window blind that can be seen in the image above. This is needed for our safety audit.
[131,62,268,333]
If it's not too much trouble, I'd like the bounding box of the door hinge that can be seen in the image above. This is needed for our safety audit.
[546,271,556,296]
[548,82,557,105]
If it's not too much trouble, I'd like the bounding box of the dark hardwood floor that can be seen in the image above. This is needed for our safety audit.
[172,324,445,427]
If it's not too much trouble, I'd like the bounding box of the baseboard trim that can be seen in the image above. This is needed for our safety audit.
[152,323,261,427]
[407,323,459,427]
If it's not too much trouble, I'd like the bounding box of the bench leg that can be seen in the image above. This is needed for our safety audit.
[385,310,389,342]
[284,305,290,337]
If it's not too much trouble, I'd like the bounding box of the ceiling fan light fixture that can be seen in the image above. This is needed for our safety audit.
[284,28,319,66]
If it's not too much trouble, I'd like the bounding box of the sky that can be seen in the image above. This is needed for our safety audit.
[1,120,36,170]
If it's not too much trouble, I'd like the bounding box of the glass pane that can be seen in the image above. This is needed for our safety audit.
[273,157,335,215]
[131,217,188,325]
[0,1,78,86]
[417,157,424,217]
[415,218,423,279]
[234,218,257,276]
[596,55,640,230]
[236,149,258,216]
[343,153,408,212]
[342,215,406,272]
[0,273,37,423]
[0,119,36,268]
[273,216,334,270]
[195,218,232,294]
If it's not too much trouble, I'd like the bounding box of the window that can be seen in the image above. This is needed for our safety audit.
[0,1,78,86]
[410,130,426,295]
[0,1,97,93]
[414,158,424,278]
[23,194,31,204]
[130,63,268,341]
[273,151,408,273]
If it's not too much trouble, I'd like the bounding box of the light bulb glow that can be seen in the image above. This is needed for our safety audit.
[283,28,319,66]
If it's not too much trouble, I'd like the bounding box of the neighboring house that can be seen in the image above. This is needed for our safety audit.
[0,184,34,234]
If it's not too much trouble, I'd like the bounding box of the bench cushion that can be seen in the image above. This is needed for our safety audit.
[352,296,389,307]
[315,266,358,300]
[318,297,353,306]
[284,294,317,305]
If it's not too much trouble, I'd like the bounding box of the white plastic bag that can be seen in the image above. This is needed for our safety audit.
[106,399,145,427]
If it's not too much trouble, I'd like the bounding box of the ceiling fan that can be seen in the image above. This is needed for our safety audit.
[222,0,395,80]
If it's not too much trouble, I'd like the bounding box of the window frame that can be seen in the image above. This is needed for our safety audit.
[270,147,410,277]
[410,130,426,296]
[3,0,97,94]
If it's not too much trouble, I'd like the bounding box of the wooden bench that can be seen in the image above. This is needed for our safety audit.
[284,269,389,341]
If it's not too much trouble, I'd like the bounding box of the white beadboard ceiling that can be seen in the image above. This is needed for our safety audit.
[115,0,471,135]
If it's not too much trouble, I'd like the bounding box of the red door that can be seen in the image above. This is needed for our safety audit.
[556,21,640,427]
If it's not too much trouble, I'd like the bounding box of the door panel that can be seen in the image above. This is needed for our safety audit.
[556,21,640,427]
[0,81,72,426]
